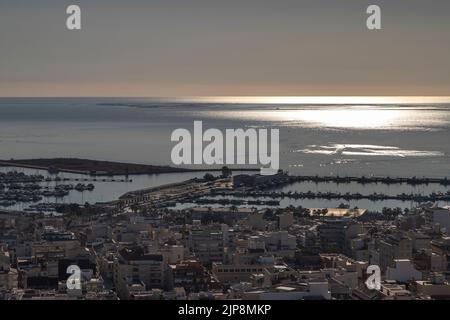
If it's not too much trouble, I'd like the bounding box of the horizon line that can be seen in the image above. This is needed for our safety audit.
[1,96,450,104]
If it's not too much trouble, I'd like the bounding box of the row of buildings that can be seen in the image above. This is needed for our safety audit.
[3,197,450,300]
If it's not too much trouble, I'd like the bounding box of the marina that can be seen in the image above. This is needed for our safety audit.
[208,190,450,203]
[3,165,450,212]
[0,166,215,211]
[276,175,450,186]
[100,172,450,212]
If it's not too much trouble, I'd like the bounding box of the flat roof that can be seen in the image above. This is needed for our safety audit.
[309,208,366,217]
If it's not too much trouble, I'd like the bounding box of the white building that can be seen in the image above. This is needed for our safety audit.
[386,259,422,283]
[424,206,450,232]
[241,282,331,300]
[262,231,296,251]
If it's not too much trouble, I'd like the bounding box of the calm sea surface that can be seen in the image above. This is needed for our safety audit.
[1,98,450,211]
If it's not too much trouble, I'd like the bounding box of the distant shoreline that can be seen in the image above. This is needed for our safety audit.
[0,158,259,176]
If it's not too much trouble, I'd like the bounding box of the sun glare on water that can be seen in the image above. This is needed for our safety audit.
[274,108,405,129]
[185,96,450,130]
[181,96,450,105]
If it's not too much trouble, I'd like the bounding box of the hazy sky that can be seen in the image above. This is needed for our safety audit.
[1,0,450,97]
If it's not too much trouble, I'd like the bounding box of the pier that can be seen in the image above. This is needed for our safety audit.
[286,175,450,186]
[112,178,232,209]
[0,170,132,184]
[210,190,450,203]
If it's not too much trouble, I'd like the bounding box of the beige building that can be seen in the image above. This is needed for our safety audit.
[188,225,224,265]
[415,273,450,299]
[380,281,413,300]
[32,231,82,260]
[161,244,185,264]
[212,263,267,284]
[114,247,167,299]
[378,235,413,270]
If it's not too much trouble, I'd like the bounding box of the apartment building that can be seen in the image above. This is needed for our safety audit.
[378,234,413,270]
[114,246,167,299]
[188,225,224,265]
[168,260,209,293]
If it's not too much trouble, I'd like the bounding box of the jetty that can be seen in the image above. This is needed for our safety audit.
[210,190,450,203]
[287,175,450,186]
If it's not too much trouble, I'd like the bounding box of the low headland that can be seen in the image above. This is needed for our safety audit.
[0,158,193,176]
[0,158,259,176]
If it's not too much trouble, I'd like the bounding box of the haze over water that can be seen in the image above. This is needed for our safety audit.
[1,97,450,178]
